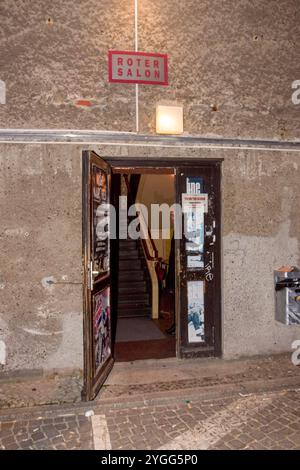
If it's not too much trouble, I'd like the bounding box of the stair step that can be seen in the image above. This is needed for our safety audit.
[119,240,138,248]
[118,300,150,309]
[119,271,145,281]
[117,234,151,318]
[119,245,140,255]
[118,292,150,303]
[119,283,148,294]
[119,251,139,260]
[119,259,142,270]
[118,307,151,318]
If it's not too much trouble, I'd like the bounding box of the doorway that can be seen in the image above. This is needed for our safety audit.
[82,152,222,401]
[112,170,177,362]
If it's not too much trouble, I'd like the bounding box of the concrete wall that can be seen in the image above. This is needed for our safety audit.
[0,144,83,371]
[0,142,300,372]
[0,0,299,139]
[222,150,300,357]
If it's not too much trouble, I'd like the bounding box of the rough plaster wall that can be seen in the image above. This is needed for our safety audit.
[0,0,135,130]
[222,152,300,357]
[0,0,299,138]
[0,140,300,370]
[0,144,83,371]
[138,0,300,138]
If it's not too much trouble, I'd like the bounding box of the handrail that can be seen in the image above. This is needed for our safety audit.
[123,174,161,262]
[137,211,161,263]
[123,173,131,194]
[122,175,163,320]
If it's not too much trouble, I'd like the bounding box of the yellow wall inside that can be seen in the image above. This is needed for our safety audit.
[136,174,175,262]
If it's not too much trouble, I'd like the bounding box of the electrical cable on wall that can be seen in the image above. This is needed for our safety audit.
[135,0,139,133]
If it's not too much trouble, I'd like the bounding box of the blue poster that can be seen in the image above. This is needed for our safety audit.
[186,177,204,195]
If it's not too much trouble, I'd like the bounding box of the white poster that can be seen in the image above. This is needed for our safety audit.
[188,280,205,343]
[182,194,206,263]
[182,193,208,213]
[187,253,204,268]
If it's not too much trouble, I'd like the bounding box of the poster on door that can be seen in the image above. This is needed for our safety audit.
[93,287,111,372]
[186,176,203,195]
[92,165,109,277]
[183,176,206,269]
[182,193,206,268]
[187,280,205,343]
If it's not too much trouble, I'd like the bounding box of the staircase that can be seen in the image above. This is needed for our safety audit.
[117,239,152,318]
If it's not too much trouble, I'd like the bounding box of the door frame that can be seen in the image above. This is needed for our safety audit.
[82,156,223,398]
[82,151,114,401]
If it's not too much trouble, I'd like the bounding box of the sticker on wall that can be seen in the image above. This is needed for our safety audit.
[94,287,111,372]
[187,280,205,343]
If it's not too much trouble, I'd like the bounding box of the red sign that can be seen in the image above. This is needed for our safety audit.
[108,51,168,86]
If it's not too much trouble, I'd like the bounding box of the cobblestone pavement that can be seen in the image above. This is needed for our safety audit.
[1,387,300,450]
[104,389,300,450]
[0,413,93,450]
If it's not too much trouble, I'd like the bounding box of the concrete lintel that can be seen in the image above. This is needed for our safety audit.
[0,129,300,151]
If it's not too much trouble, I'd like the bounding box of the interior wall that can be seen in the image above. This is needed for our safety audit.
[136,174,175,261]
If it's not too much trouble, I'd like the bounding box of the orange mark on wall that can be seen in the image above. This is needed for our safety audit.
[75,99,93,107]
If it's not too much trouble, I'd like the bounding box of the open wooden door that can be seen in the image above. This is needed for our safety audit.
[82,151,114,401]
[175,163,222,359]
